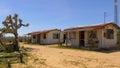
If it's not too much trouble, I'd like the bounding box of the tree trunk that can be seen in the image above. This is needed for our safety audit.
[0,34,4,46]
[0,40,3,46]
[14,33,19,51]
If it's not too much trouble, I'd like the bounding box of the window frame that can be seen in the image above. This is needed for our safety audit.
[104,29,114,39]
[53,33,59,39]
[69,32,76,39]
[88,30,97,39]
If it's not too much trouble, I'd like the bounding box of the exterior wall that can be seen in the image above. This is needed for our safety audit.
[84,31,88,47]
[64,31,79,47]
[40,33,48,44]
[70,31,79,47]
[97,29,102,47]
[40,30,63,44]
[30,24,117,47]
[65,24,117,48]
[84,26,117,48]
[101,25,117,48]
[84,29,102,47]
[85,25,117,48]
[31,35,37,44]
[64,32,71,45]
[67,30,102,48]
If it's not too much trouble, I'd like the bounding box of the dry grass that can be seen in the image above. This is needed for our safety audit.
[11,43,120,68]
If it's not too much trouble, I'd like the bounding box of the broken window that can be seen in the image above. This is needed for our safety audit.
[104,29,114,39]
[69,32,76,39]
[88,31,97,39]
[53,33,59,39]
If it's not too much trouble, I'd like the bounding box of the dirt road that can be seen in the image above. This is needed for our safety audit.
[13,43,120,68]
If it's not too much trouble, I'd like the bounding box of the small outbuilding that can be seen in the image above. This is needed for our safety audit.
[28,29,63,45]
[64,22,120,48]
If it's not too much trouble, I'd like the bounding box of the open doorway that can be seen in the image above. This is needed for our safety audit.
[37,34,40,44]
[79,31,85,47]
[63,34,66,43]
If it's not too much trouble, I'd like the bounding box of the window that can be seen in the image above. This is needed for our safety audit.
[53,33,59,39]
[104,29,114,39]
[88,31,97,39]
[43,33,46,39]
[69,32,76,39]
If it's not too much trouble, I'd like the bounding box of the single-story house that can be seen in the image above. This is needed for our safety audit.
[64,22,120,48]
[28,29,63,45]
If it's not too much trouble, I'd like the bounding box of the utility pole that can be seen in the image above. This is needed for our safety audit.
[104,12,107,24]
[114,0,118,25]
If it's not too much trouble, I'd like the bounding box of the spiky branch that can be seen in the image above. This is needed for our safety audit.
[0,14,29,51]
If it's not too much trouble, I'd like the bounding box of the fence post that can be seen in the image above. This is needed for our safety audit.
[6,60,11,68]
[19,51,23,63]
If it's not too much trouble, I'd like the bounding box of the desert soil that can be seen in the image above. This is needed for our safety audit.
[12,43,120,68]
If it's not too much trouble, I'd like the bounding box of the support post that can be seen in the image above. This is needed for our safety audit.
[6,60,11,68]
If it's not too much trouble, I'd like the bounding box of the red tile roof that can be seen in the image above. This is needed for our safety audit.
[64,22,120,31]
[28,29,60,35]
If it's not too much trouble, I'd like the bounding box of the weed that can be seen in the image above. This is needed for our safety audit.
[33,58,39,63]
[39,58,46,65]
[63,59,88,68]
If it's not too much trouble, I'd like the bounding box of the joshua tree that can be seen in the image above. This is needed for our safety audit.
[0,14,29,51]
[0,32,4,45]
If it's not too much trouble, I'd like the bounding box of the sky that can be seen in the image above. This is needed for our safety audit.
[0,0,120,36]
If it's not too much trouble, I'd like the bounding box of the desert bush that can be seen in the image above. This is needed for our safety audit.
[4,44,14,52]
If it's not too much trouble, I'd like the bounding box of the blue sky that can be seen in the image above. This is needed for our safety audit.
[0,0,119,35]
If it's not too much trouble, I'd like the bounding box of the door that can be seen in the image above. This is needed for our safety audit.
[63,34,66,43]
[37,34,40,44]
[79,31,85,47]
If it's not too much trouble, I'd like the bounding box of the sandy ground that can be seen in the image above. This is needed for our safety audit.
[12,43,120,68]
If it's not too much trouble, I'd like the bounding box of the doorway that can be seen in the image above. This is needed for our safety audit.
[37,34,40,44]
[63,34,66,43]
[79,31,85,47]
